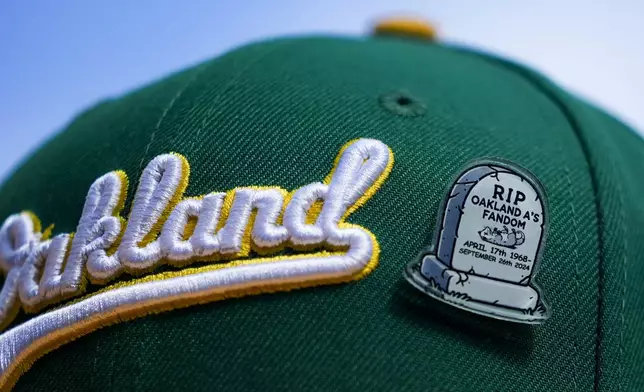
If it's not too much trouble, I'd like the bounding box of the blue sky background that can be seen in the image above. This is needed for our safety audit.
[1,1,643,181]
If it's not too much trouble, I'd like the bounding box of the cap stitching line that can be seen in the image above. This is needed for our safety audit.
[136,66,207,176]
[129,67,205,390]
[189,40,298,158]
[562,154,582,391]
[615,160,627,392]
[491,62,607,391]
[510,73,625,392]
[452,47,605,390]
[573,121,630,392]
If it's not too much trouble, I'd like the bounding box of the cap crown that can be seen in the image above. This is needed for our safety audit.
[1,36,643,391]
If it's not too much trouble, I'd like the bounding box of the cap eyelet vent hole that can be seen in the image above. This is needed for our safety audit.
[379,91,427,117]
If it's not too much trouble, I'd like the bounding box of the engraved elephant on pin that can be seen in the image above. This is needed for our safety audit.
[478,225,525,248]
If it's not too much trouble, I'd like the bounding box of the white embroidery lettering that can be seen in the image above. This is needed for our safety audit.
[0,138,394,390]
[118,154,186,272]
[190,193,226,257]
[0,213,39,328]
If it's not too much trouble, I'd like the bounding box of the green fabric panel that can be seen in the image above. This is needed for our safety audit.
[527,85,644,391]
[0,36,607,391]
[467,52,644,391]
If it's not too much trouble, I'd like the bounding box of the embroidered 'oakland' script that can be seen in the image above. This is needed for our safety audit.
[0,138,393,390]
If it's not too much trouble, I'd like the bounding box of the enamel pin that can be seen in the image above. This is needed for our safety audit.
[404,160,551,324]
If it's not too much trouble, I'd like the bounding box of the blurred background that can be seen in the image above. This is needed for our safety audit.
[1,1,643,182]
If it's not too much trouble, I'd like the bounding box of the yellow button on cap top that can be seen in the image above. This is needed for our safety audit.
[373,18,437,41]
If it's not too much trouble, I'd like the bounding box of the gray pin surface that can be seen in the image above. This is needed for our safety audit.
[404,160,550,324]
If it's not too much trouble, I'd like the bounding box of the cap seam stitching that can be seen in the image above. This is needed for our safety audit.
[496,63,606,392]
[136,66,207,176]
[512,83,590,390]
[562,152,582,390]
[187,39,300,159]
[453,48,607,392]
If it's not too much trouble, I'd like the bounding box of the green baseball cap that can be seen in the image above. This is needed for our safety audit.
[1,18,643,391]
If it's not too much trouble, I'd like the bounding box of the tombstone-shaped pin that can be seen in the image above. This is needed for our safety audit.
[404,160,550,324]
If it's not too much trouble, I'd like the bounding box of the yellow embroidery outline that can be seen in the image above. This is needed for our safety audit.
[0,139,394,390]
[103,170,130,260]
